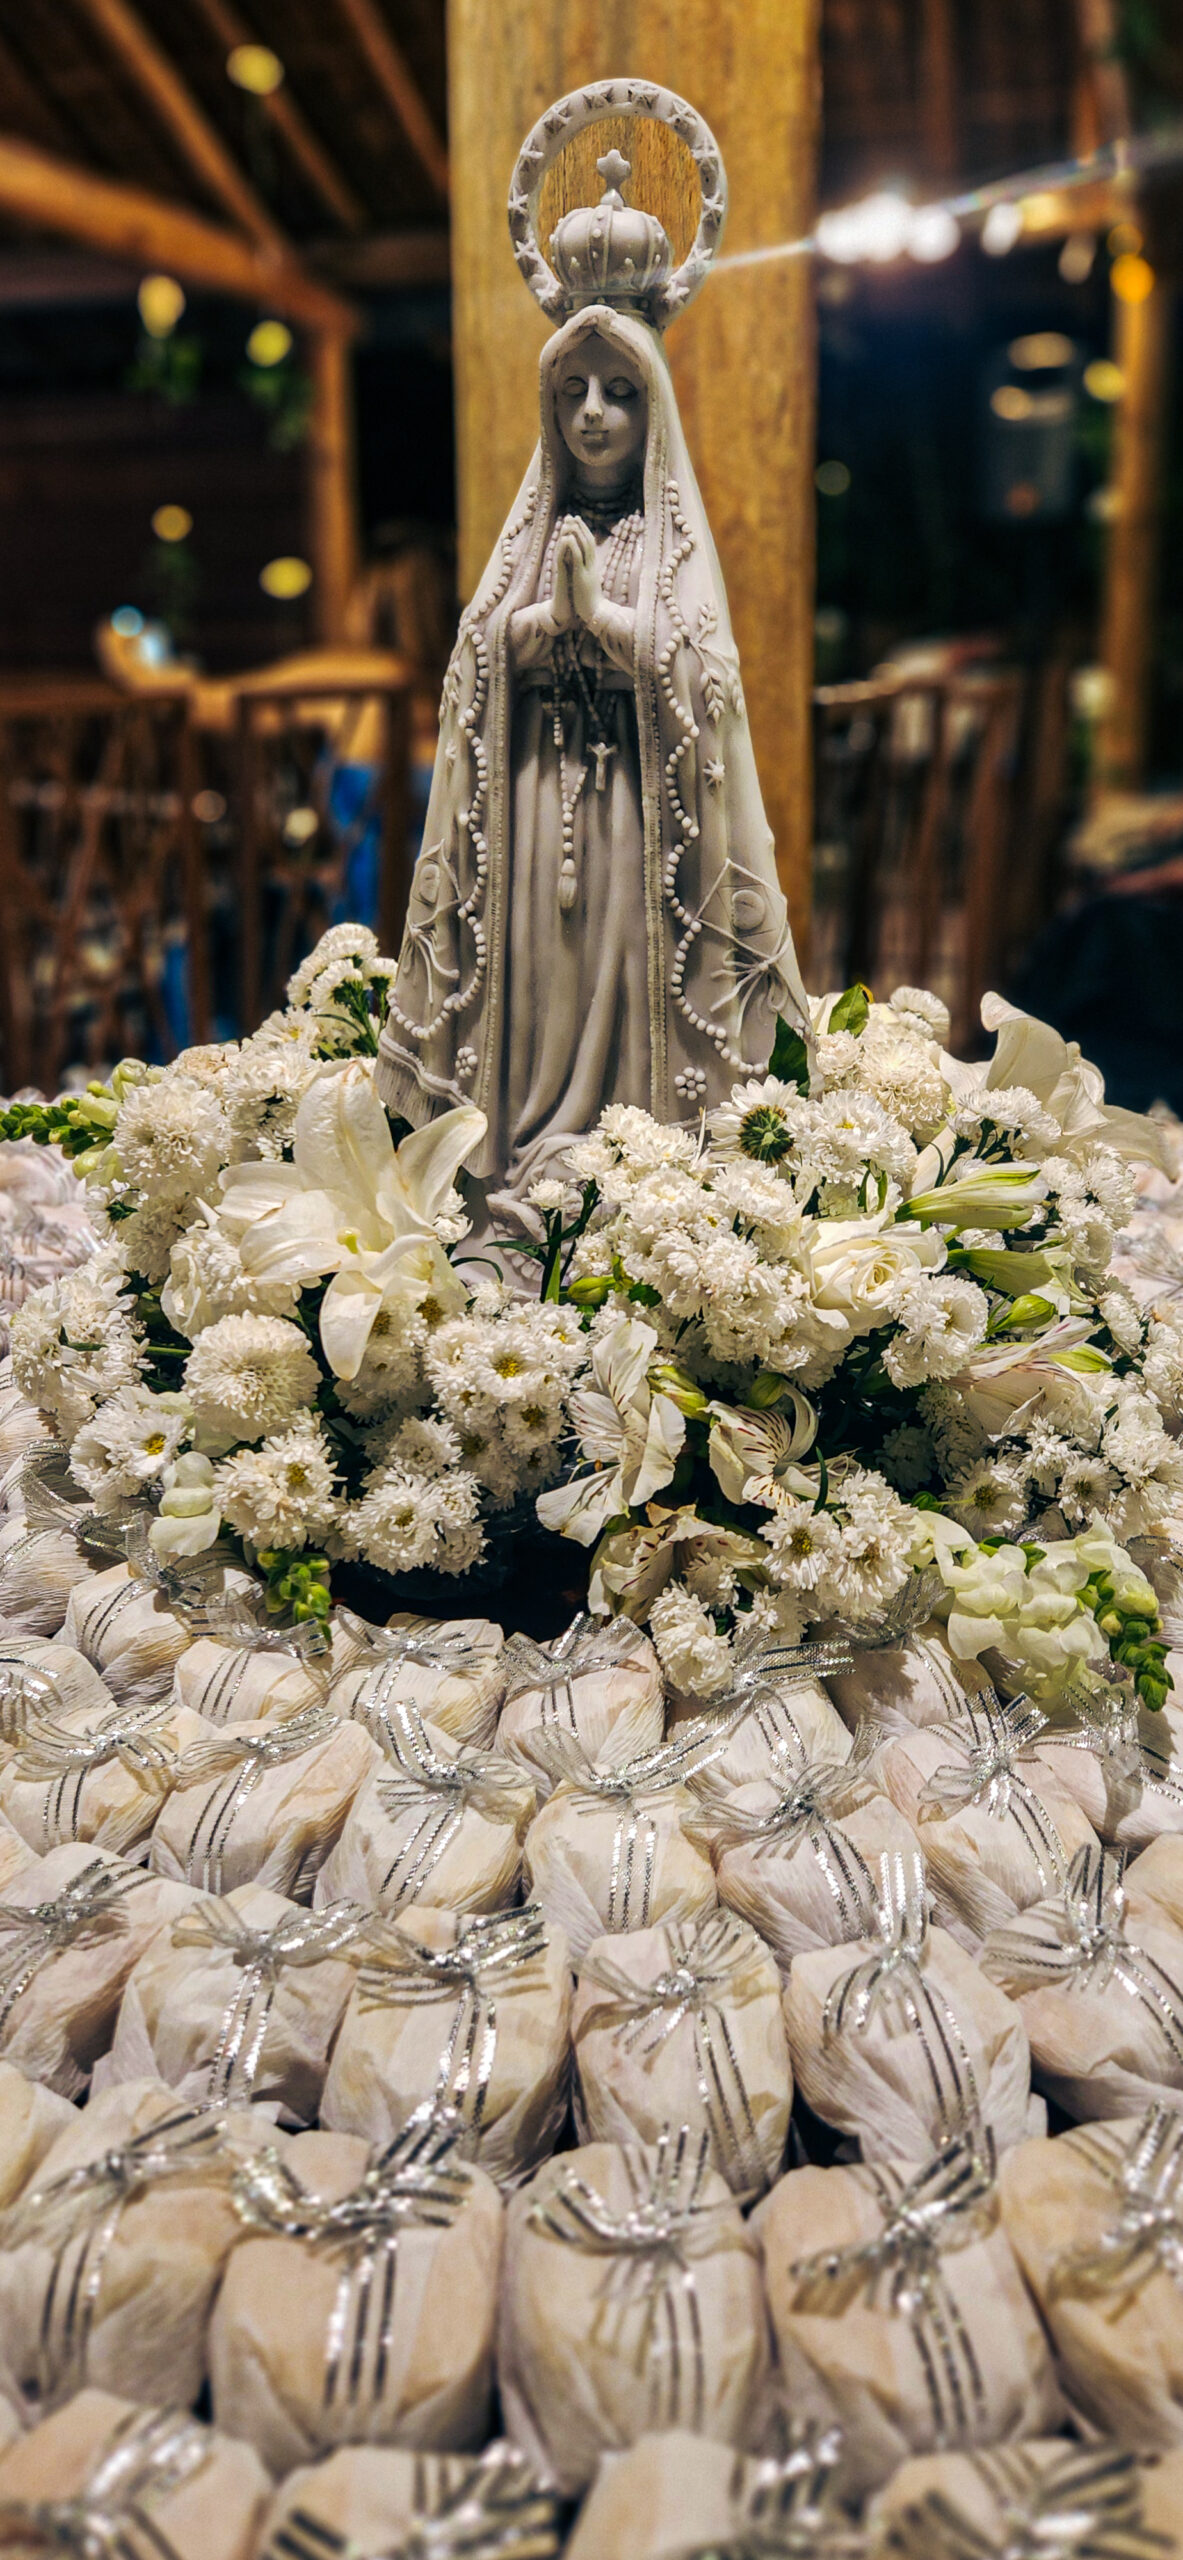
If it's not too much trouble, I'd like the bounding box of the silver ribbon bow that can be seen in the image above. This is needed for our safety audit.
[0,1442,86,1538]
[0,1857,147,2037]
[835,1566,947,1651]
[260,2441,563,2560]
[714,1623,855,1700]
[336,1606,495,1697]
[501,1610,649,1725]
[920,1689,1068,1896]
[877,2441,1170,2560]
[699,1721,882,1940]
[171,1896,365,2105]
[171,1701,341,1893]
[980,1845,1183,2070]
[358,1905,550,2145]
[667,2432,866,2560]
[535,1733,703,1933]
[1,2105,227,2404]
[791,2133,996,2448]
[0,1648,65,1739]
[578,1910,769,2197]
[1047,1664,1183,1812]
[822,1850,983,2143]
[181,1582,332,1665]
[3,1698,176,1853]
[529,2124,749,2432]
[1056,2104,1183,2299]
[121,1512,238,1624]
[368,1701,528,1905]
[0,2401,213,2560]
[232,2110,473,2433]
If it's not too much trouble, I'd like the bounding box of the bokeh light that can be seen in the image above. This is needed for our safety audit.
[1111,253,1155,305]
[1059,234,1096,284]
[246,319,293,368]
[815,459,852,496]
[260,556,312,599]
[981,202,1023,256]
[991,385,1033,422]
[1083,359,1125,403]
[151,504,192,543]
[283,807,319,846]
[137,274,186,340]
[1009,332,1073,370]
[227,43,283,93]
[111,606,144,637]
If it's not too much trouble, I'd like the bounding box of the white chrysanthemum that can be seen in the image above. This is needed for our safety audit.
[831,1468,915,1612]
[10,1260,144,1434]
[1057,1451,1121,1527]
[879,1423,936,1495]
[708,1076,804,1168]
[221,1035,328,1159]
[944,1455,1031,1539]
[953,1085,1060,1152]
[598,1105,700,1173]
[183,1312,321,1447]
[920,1381,990,1482]
[759,1498,846,1598]
[337,1458,483,1577]
[884,1272,990,1387]
[374,1413,463,1477]
[1143,1305,1183,1424]
[111,1191,195,1286]
[114,1072,229,1199]
[69,1385,190,1511]
[785,1091,917,1193]
[162,1219,298,1335]
[286,924,380,1008]
[890,985,950,1043]
[647,1581,734,1697]
[215,1419,339,1548]
[1098,1284,1143,1354]
[1078,1147,1138,1226]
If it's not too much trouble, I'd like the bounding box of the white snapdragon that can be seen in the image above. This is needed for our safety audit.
[149,1451,221,1559]
[183,1312,322,1449]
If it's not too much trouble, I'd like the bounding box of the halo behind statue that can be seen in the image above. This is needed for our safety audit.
[508,78,727,330]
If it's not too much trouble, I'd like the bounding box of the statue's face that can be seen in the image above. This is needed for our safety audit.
[555,333,646,478]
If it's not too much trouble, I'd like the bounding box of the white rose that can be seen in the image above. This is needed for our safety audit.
[808,1218,943,1335]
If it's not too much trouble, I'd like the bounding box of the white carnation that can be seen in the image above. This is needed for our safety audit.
[183,1312,321,1447]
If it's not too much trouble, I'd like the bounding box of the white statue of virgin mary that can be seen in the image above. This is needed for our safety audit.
[377,84,809,1204]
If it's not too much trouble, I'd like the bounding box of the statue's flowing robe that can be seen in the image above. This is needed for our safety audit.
[377,304,810,1187]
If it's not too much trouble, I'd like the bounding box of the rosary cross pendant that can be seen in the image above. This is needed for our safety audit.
[590,738,616,793]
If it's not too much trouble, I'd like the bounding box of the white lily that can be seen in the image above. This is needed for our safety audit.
[536,1318,686,1547]
[216,1064,485,1381]
[944,995,1174,1171]
[707,1396,817,1509]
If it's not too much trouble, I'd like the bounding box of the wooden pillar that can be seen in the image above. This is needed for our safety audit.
[1097,270,1174,790]
[446,0,822,956]
[306,325,361,645]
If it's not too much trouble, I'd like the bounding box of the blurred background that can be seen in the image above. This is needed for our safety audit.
[0,0,1180,1105]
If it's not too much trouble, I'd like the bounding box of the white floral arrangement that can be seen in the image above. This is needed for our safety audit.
[3,939,1181,1710]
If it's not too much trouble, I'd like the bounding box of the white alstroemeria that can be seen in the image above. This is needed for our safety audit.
[216,1064,484,1380]
[535,1318,686,1547]
[587,1504,766,1618]
[950,1317,1112,1435]
[707,1396,817,1509]
[907,1158,1048,1230]
[942,995,1175,1172]
[958,1241,1079,1315]
[148,1451,221,1559]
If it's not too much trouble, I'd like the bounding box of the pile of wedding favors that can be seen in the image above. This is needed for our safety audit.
[0,1350,1183,2560]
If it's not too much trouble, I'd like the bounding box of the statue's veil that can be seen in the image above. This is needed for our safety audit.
[377,301,809,1172]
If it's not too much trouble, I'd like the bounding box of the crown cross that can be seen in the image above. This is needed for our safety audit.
[596,148,632,200]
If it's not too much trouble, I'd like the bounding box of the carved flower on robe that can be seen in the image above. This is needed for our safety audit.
[215,1063,485,1381]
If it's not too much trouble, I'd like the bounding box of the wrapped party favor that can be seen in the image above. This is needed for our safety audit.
[0,1632,124,1727]
[498,2133,769,2496]
[668,1633,857,1803]
[878,1692,1100,1948]
[255,2442,562,2560]
[0,1811,34,1898]
[707,1733,920,1968]
[867,2440,1183,2560]
[565,2429,862,2560]
[785,1850,1039,2162]
[170,1624,330,1728]
[63,1564,196,1714]
[572,1909,790,2202]
[755,2134,1062,2500]
[149,1703,372,1898]
[523,1740,717,1962]
[0,2389,270,2560]
[0,1843,189,2096]
[1037,1675,1183,1852]
[208,2116,504,2474]
[0,1363,51,1473]
[100,1883,363,2122]
[0,1511,103,1641]
[0,1695,209,1862]
[0,2078,253,2411]
[314,1702,534,1917]
[980,1843,1183,2120]
[824,1604,992,1741]
[330,1610,506,1750]
[999,2108,1183,2450]
[497,1614,663,1792]
[0,2060,75,2207]
[322,1904,571,2182]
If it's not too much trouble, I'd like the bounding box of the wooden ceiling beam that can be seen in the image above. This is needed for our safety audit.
[0,132,356,330]
[70,0,286,251]
[184,0,367,234]
[330,0,448,201]
[310,225,449,288]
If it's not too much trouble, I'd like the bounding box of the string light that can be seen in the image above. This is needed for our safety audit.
[1108,221,1143,256]
[260,556,312,599]
[815,459,852,495]
[137,274,185,339]
[246,319,293,368]
[1059,233,1096,283]
[111,606,143,637]
[814,189,959,265]
[981,202,1023,255]
[991,385,1034,421]
[1111,252,1155,304]
[283,808,319,846]
[227,43,283,93]
[1083,358,1125,402]
[1009,332,1073,369]
[151,504,192,543]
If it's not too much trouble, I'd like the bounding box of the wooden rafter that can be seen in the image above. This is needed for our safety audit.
[331,0,448,201]
[0,28,79,159]
[70,0,286,251]
[184,0,367,235]
[311,226,450,288]
[0,132,354,329]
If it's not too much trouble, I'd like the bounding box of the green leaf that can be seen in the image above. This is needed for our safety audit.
[828,982,872,1037]
[769,1017,810,1094]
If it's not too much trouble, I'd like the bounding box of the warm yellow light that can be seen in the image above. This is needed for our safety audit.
[1111,252,1155,305]
[152,504,192,543]
[1083,358,1125,403]
[138,273,186,339]
[1108,221,1143,258]
[227,42,283,94]
[283,807,319,846]
[815,459,851,497]
[991,385,1033,422]
[1018,192,1061,230]
[1008,332,1073,371]
[260,555,312,599]
[1059,233,1096,284]
[246,318,293,368]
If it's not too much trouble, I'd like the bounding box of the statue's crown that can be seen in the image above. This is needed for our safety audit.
[548,151,673,315]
